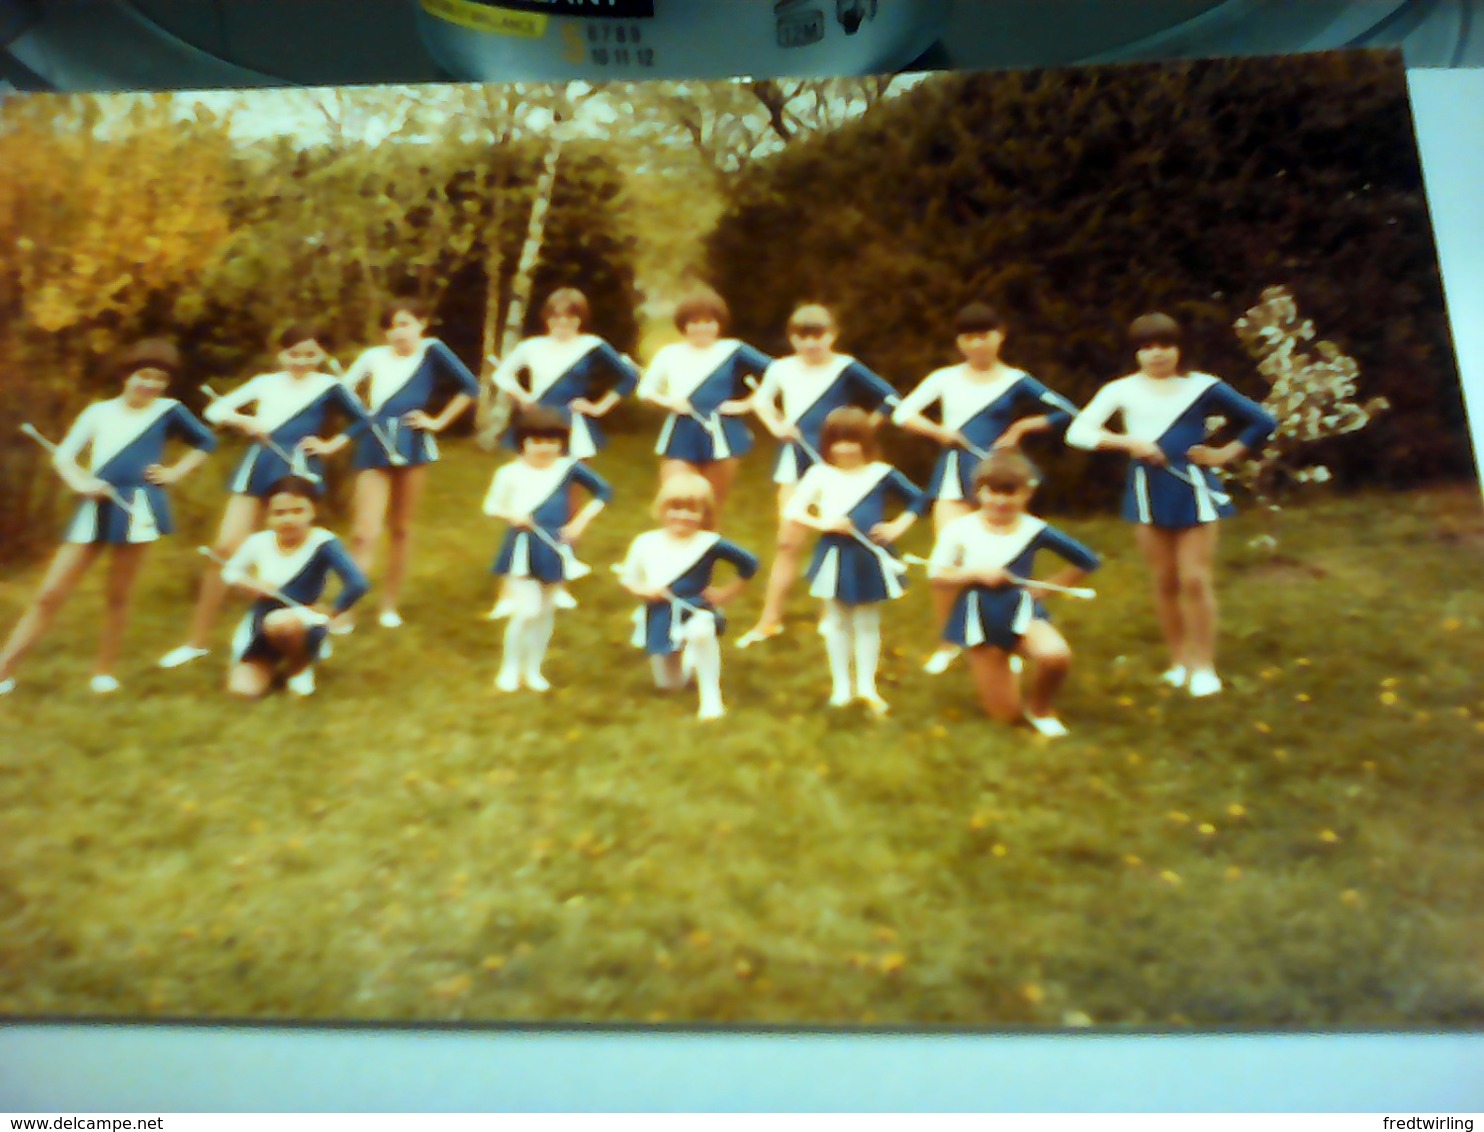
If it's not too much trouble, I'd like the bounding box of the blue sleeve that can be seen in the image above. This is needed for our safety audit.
[846,361,901,411]
[593,341,639,397]
[1020,376,1076,432]
[329,382,372,439]
[887,469,930,517]
[428,340,481,398]
[322,537,370,613]
[571,462,615,504]
[1206,380,1277,451]
[736,345,774,377]
[169,404,218,452]
[1038,526,1101,573]
[713,537,761,580]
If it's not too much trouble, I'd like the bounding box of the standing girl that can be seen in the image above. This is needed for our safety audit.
[491,288,640,461]
[892,302,1078,675]
[483,407,612,693]
[739,303,901,647]
[0,340,215,696]
[1065,312,1276,697]
[341,299,481,629]
[616,474,759,720]
[220,476,369,699]
[158,323,372,669]
[784,407,926,714]
[637,286,771,523]
[928,451,1101,737]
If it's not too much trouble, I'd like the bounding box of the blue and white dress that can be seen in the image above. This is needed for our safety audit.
[342,340,481,471]
[493,334,639,460]
[640,339,772,463]
[1066,371,1276,529]
[204,371,372,496]
[618,530,760,655]
[485,458,614,583]
[223,528,369,664]
[751,355,901,484]
[56,397,216,545]
[929,513,1101,651]
[892,364,1077,501]
[784,461,928,605]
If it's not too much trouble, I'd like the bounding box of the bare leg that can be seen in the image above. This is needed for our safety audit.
[1017,620,1072,720]
[382,465,427,618]
[651,653,684,692]
[350,469,392,579]
[1135,525,1185,675]
[1175,523,1220,674]
[963,645,1022,725]
[741,485,802,641]
[227,659,275,699]
[703,458,739,527]
[0,543,101,681]
[180,494,263,650]
[96,543,149,679]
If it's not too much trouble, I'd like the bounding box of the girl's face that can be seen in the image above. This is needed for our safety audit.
[790,323,837,363]
[662,504,705,536]
[1136,340,1181,378]
[546,310,582,341]
[684,318,721,348]
[122,366,171,408]
[521,435,564,467]
[828,439,866,469]
[266,492,315,541]
[385,310,427,353]
[976,480,1034,525]
[279,338,326,374]
[957,328,1005,369]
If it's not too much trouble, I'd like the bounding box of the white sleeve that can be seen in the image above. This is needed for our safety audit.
[927,520,967,575]
[1064,382,1123,450]
[55,404,101,465]
[220,535,260,586]
[637,347,671,401]
[203,373,265,425]
[482,467,513,518]
[491,341,530,395]
[341,350,376,396]
[618,533,651,588]
[891,370,944,425]
[782,466,826,523]
[753,360,782,403]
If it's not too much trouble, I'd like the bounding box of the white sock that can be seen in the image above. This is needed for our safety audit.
[522,594,556,684]
[688,621,724,716]
[851,606,881,698]
[820,602,854,703]
[498,618,525,686]
[500,579,542,686]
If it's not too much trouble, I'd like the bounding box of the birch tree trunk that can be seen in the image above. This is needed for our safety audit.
[477,131,565,449]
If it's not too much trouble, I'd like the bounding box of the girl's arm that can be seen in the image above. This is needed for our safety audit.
[636,350,688,415]
[702,537,759,607]
[617,537,668,603]
[872,469,929,543]
[1023,526,1101,597]
[339,351,375,398]
[405,341,479,432]
[52,406,108,496]
[301,383,373,458]
[927,524,1013,588]
[148,404,217,486]
[780,469,843,532]
[1186,380,1278,467]
[490,342,535,405]
[719,346,773,415]
[890,372,958,445]
[323,537,371,615]
[1064,381,1163,462]
[997,378,1079,448]
[847,361,903,419]
[202,375,269,438]
[481,467,524,524]
[750,368,795,440]
[220,539,277,601]
[594,341,640,407]
[562,464,615,542]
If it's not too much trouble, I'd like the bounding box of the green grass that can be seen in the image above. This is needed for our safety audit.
[2,421,1483,1027]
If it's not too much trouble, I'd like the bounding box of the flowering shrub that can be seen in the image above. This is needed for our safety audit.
[1228,286,1389,510]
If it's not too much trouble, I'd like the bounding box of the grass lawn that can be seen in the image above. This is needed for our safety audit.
[2,421,1482,1027]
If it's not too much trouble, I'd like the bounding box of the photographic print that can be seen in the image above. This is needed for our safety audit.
[1,50,1481,1028]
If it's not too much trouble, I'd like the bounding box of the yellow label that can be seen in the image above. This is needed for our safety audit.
[421,0,549,38]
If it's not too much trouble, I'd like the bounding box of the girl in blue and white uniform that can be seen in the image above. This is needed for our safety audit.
[159,324,372,670]
[784,408,926,714]
[739,304,901,647]
[341,299,481,629]
[928,451,1101,738]
[492,288,640,462]
[483,407,613,694]
[893,303,1079,675]
[0,340,215,696]
[1066,312,1276,698]
[616,474,759,721]
[637,286,771,524]
[220,476,369,699]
